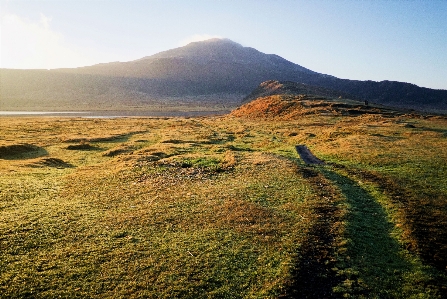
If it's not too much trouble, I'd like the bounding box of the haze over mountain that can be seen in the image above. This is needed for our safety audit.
[1,38,446,112]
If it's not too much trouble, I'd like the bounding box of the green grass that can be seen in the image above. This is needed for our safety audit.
[1,113,446,298]
[321,168,441,298]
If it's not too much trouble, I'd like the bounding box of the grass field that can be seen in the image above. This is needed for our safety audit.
[1,107,446,298]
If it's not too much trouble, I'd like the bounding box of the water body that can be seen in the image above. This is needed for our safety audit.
[0,111,85,116]
[0,110,229,118]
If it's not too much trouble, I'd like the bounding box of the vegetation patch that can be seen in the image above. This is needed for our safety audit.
[320,168,442,298]
[339,166,447,273]
[179,157,222,171]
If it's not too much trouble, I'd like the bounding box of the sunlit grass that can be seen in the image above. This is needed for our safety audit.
[1,112,446,297]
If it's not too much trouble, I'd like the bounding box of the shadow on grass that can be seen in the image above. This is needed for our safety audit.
[63,131,147,144]
[319,169,424,297]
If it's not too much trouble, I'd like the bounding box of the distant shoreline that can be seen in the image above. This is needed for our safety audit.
[0,110,229,118]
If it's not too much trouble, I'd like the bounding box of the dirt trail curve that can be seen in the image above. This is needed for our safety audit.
[295,145,325,165]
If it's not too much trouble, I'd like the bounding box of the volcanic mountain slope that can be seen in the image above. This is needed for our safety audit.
[1,38,446,112]
[62,38,314,81]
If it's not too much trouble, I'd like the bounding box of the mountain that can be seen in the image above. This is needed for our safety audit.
[59,38,314,79]
[51,38,318,95]
[1,38,446,112]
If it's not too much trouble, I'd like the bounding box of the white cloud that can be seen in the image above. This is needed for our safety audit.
[178,34,223,47]
[0,13,99,69]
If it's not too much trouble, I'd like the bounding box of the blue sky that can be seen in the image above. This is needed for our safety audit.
[1,0,446,89]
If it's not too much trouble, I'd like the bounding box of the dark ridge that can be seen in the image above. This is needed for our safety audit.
[66,143,99,150]
[243,80,355,103]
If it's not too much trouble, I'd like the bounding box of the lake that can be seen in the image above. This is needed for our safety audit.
[0,110,229,118]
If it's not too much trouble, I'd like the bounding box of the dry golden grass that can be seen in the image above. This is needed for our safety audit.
[1,107,446,297]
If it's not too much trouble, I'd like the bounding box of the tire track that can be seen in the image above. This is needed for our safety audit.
[287,146,445,297]
[284,166,344,298]
[339,165,447,273]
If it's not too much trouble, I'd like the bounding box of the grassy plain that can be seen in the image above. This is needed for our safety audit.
[1,105,447,298]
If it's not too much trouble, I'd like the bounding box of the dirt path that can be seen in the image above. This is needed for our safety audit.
[295,145,324,165]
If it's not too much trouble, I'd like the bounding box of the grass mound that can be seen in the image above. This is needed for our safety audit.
[231,95,307,119]
[29,157,74,168]
[66,143,98,150]
[102,146,134,157]
[0,143,46,159]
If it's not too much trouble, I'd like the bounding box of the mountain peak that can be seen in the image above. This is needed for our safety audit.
[187,38,240,46]
[142,38,245,61]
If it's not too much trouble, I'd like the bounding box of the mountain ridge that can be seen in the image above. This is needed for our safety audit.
[1,38,446,112]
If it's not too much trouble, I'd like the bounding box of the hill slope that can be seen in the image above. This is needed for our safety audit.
[232,80,412,120]
[1,38,446,112]
[231,94,402,120]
